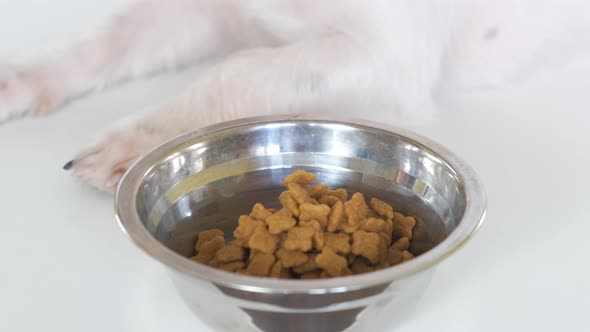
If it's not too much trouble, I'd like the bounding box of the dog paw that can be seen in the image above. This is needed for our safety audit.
[66,123,170,192]
[0,64,64,124]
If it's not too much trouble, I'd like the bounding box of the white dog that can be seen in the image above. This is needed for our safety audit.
[0,0,588,191]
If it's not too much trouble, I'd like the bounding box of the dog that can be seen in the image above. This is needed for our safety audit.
[0,0,588,191]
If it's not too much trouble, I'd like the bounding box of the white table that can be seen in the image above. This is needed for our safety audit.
[1,2,589,331]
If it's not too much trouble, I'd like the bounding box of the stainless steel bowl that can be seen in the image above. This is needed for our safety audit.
[115,114,486,332]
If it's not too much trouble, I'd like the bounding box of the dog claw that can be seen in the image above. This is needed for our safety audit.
[63,159,75,170]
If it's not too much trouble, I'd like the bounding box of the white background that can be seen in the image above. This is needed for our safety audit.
[1,1,589,331]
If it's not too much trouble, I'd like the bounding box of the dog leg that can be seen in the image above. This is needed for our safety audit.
[0,0,260,123]
[67,33,440,191]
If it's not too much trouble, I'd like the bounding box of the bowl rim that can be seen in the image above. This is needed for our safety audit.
[114,114,486,294]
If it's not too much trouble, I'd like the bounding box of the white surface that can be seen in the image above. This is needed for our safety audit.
[1,2,589,331]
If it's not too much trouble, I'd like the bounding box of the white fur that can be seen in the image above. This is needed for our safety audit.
[0,0,588,191]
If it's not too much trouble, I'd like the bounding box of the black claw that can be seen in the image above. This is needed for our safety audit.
[63,160,75,170]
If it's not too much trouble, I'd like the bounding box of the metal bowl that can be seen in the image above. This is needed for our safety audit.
[115,114,486,332]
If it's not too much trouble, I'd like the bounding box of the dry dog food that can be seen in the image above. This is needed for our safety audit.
[190,170,419,279]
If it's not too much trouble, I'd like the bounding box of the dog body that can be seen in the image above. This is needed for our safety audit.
[0,0,588,190]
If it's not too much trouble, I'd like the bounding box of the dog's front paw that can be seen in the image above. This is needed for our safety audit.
[0,64,64,124]
[65,124,169,192]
